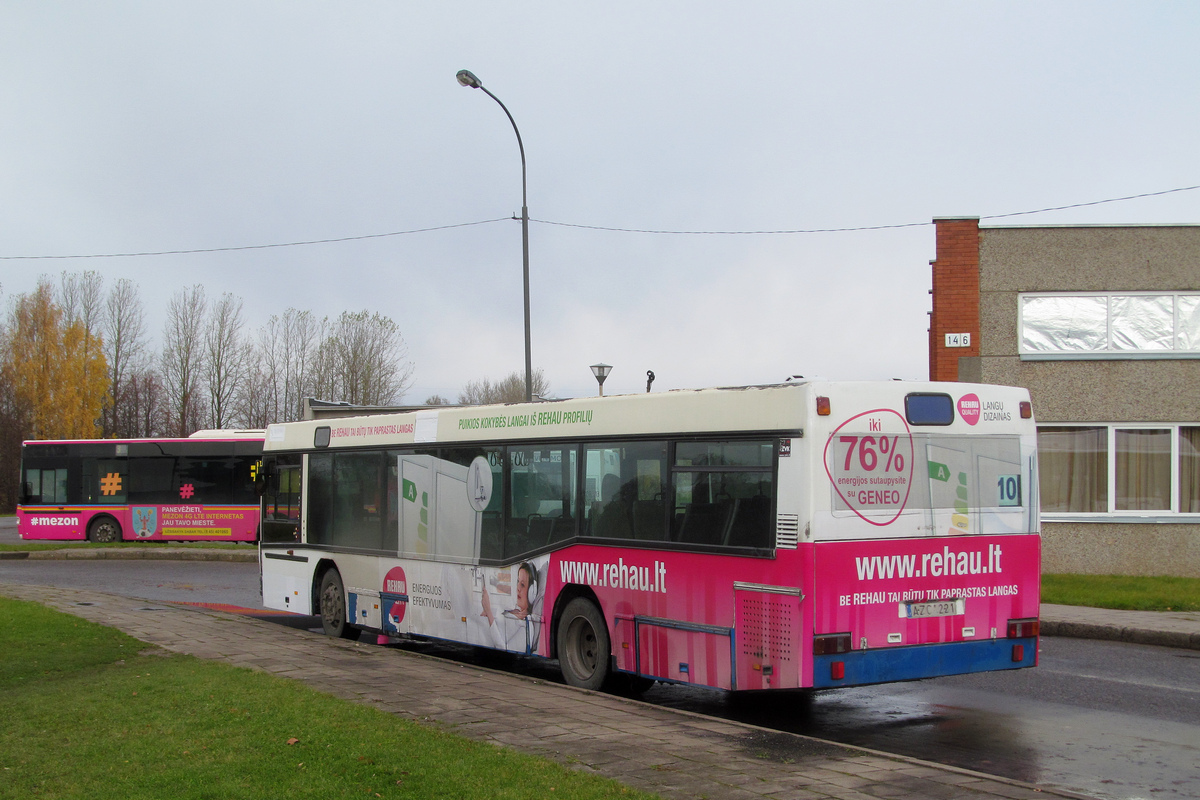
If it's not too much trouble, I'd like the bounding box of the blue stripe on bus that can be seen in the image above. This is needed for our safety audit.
[812,637,1037,688]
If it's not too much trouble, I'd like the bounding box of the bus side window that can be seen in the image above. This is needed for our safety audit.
[23,470,42,503]
[307,453,333,545]
[584,442,667,542]
[332,451,387,551]
[82,459,127,504]
[506,444,577,558]
[672,441,774,549]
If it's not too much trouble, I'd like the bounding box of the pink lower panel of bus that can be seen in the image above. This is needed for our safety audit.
[18,505,260,541]
[549,544,811,691]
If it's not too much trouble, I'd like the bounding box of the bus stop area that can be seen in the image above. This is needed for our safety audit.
[9,582,1195,800]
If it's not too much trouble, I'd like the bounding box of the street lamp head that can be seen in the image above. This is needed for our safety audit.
[590,363,612,396]
[456,69,482,89]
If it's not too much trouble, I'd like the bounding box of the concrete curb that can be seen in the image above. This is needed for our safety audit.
[1040,619,1200,651]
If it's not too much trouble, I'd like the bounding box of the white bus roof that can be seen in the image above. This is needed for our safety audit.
[263,381,1033,452]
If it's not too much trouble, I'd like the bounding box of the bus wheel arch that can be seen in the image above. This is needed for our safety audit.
[86,515,122,543]
[314,562,360,641]
[554,591,611,691]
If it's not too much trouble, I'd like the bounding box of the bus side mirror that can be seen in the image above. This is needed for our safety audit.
[20,482,37,504]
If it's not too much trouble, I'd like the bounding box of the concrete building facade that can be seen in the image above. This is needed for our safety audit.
[929,218,1200,577]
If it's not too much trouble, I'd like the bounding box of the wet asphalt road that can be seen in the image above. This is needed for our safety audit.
[1,552,1198,800]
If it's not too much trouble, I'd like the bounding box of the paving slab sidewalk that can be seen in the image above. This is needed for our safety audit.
[1,582,1093,800]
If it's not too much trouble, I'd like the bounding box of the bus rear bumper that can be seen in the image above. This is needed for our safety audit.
[811,637,1037,688]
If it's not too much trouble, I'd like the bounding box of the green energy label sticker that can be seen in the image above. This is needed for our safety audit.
[823,408,915,526]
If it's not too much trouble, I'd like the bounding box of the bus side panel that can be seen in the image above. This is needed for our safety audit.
[811,533,1040,686]
[548,544,810,692]
[261,548,319,615]
[18,503,259,542]
[16,506,88,539]
[131,504,260,541]
[17,506,130,541]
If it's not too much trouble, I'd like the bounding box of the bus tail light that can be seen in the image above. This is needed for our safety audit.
[1007,618,1039,638]
[1019,401,1032,419]
[816,396,831,416]
[830,661,845,680]
[813,632,851,655]
[1012,644,1025,662]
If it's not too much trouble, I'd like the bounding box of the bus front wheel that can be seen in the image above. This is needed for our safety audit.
[557,598,610,690]
[318,569,360,641]
[87,517,121,544]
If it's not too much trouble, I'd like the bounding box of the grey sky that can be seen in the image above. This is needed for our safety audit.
[2,2,1198,402]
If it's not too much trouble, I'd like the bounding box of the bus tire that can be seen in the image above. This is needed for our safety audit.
[318,569,360,641]
[557,597,610,690]
[87,516,121,544]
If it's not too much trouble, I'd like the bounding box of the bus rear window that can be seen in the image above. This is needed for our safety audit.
[905,393,954,426]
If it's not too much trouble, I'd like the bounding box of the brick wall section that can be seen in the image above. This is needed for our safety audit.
[929,218,981,381]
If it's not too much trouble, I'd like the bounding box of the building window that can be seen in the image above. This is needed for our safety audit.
[1038,427,1107,513]
[1038,424,1200,517]
[1182,428,1200,513]
[1019,292,1200,359]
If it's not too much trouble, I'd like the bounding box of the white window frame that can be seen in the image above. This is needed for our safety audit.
[1038,422,1200,522]
[1019,291,1200,360]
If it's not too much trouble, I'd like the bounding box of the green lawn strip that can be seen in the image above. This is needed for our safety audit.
[1041,574,1200,612]
[0,599,656,800]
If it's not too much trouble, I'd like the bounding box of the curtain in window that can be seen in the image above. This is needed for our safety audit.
[1037,427,1107,512]
[1115,429,1171,511]
[1181,428,1200,513]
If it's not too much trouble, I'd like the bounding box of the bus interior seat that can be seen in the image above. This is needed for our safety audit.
[723,495,771,548]
[677,501,732,546]
[527,514,563,546]
[631,499,665,540]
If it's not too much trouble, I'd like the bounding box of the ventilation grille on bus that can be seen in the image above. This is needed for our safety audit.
[738,594,797,665]
[775,514,800,549]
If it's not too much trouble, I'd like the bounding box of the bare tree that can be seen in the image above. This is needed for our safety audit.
[160,285,208,436]
[289,310,324,418]
[247,308,325,425]
[459,369,550,405]
[314,311,414,405]
[116,367,168,437]
[235,343,273,429]
[102,278,151,437]
[57,270,104,333]
[204,292,247,429]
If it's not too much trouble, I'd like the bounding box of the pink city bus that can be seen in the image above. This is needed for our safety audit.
[258,381,1040,692]
[17,431,263,543]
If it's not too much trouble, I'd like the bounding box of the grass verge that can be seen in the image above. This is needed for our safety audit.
[1041,574,1200,612]
[0,541,249,553]
[0,597,656,800]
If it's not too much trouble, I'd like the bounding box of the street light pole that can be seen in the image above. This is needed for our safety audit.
[457,69,533,403]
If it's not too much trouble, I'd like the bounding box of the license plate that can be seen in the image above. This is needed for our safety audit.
[899,598,965,619]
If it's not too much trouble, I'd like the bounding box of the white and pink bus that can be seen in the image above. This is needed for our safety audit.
[258,381,1040,692]
[17,431,263,543]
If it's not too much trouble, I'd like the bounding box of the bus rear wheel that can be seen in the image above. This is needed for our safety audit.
[557,598,610,690]
[318,569,360,641]
[87,517,121,543]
